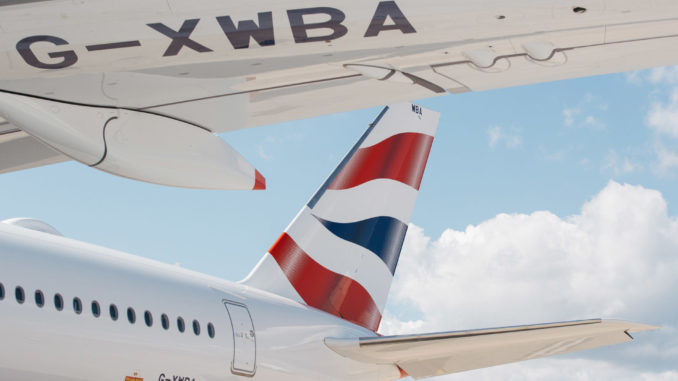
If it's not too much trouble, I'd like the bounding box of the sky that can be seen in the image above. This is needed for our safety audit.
[1,66,678,379]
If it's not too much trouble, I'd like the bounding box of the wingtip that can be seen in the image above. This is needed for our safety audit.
[253,169,266,190]
[603,319,660,333]
[627,323,660,333]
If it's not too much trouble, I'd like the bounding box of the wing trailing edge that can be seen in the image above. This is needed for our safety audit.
[325,319,657,379]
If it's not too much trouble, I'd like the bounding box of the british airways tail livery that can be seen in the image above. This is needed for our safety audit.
[0,103,655,381]
[244,104,438,331]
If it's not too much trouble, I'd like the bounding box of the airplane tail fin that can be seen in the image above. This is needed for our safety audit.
[243,102,440,331]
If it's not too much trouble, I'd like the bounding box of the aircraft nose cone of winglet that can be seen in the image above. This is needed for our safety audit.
[253,169,266,190]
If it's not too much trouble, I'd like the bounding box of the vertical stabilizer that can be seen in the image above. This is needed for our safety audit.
[243,103,440,331]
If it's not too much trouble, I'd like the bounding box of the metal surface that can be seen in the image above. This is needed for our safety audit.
[1,0,678,178]
[326,320,657,379]
[0,0,52,7]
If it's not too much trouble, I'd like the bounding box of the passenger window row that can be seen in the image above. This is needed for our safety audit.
[0,282,215,339]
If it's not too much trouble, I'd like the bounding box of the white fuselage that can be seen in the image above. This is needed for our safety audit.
[0,223,399,381]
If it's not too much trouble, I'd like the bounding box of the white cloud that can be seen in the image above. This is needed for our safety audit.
[563,107,580,126]
[644,86,678,175]
[562,94,607,129]
[648,66,678,85]
[383,182,678,379]
[487,126,503,148]
[625,71,644,86]
[603,149,642,175]
[653,142,678,175]
[379,313,425,335]
[487,126,522,149]
[584,115,606,130]
[427,358,678,381]
[257,145,272,160]
[506,136,522,148]
[625,66,678,86]
[647,89,678,138]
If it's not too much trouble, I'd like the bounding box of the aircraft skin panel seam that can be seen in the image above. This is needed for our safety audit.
[89,116,117,168]
[0,89,214,133]
[356,320,610,347]
[0,127,20,135]
[140,74,363,109]
[4,25,678,119]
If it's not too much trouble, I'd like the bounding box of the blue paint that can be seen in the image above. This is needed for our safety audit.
[313,214,407,274]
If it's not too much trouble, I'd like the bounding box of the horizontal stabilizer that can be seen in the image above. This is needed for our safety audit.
[325,319,657,379]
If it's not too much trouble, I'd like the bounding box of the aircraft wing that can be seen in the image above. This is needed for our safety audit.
[0,118,69,174]
[325,319,657,379]
[2,0,678,188]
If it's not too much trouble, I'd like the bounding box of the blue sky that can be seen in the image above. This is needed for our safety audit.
[2,67,678,379]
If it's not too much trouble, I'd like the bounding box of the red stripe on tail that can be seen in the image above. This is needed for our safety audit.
[329,132,434,191]
[268,233,382,331]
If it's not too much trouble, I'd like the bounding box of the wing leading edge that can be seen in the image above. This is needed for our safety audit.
[325,319,657,379]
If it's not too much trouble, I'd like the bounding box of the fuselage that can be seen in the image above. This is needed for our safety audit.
[0,223,399,381]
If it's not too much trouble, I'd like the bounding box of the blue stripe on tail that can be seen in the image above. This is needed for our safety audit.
[312,214,407,274]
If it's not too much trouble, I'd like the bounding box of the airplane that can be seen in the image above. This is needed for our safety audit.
[1,0,678,189]
[0,103,656,380]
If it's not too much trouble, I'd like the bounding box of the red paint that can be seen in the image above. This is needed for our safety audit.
[268,233,382,331]
[397,366,409,378]
[253,169,266,190]
[329,133,434,191]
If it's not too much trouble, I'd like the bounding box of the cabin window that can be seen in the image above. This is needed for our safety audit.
[54,293,64,311]
[0,282,4,300]
[15,286,25,304]
[6,286,216,341]
[127,307,136,324]
[73,297,82,314]
[34,290,44,307]
[92,301,101,317]
[110,304,118,321]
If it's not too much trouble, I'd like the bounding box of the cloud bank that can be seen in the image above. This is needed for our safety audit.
[382,181,678,379]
